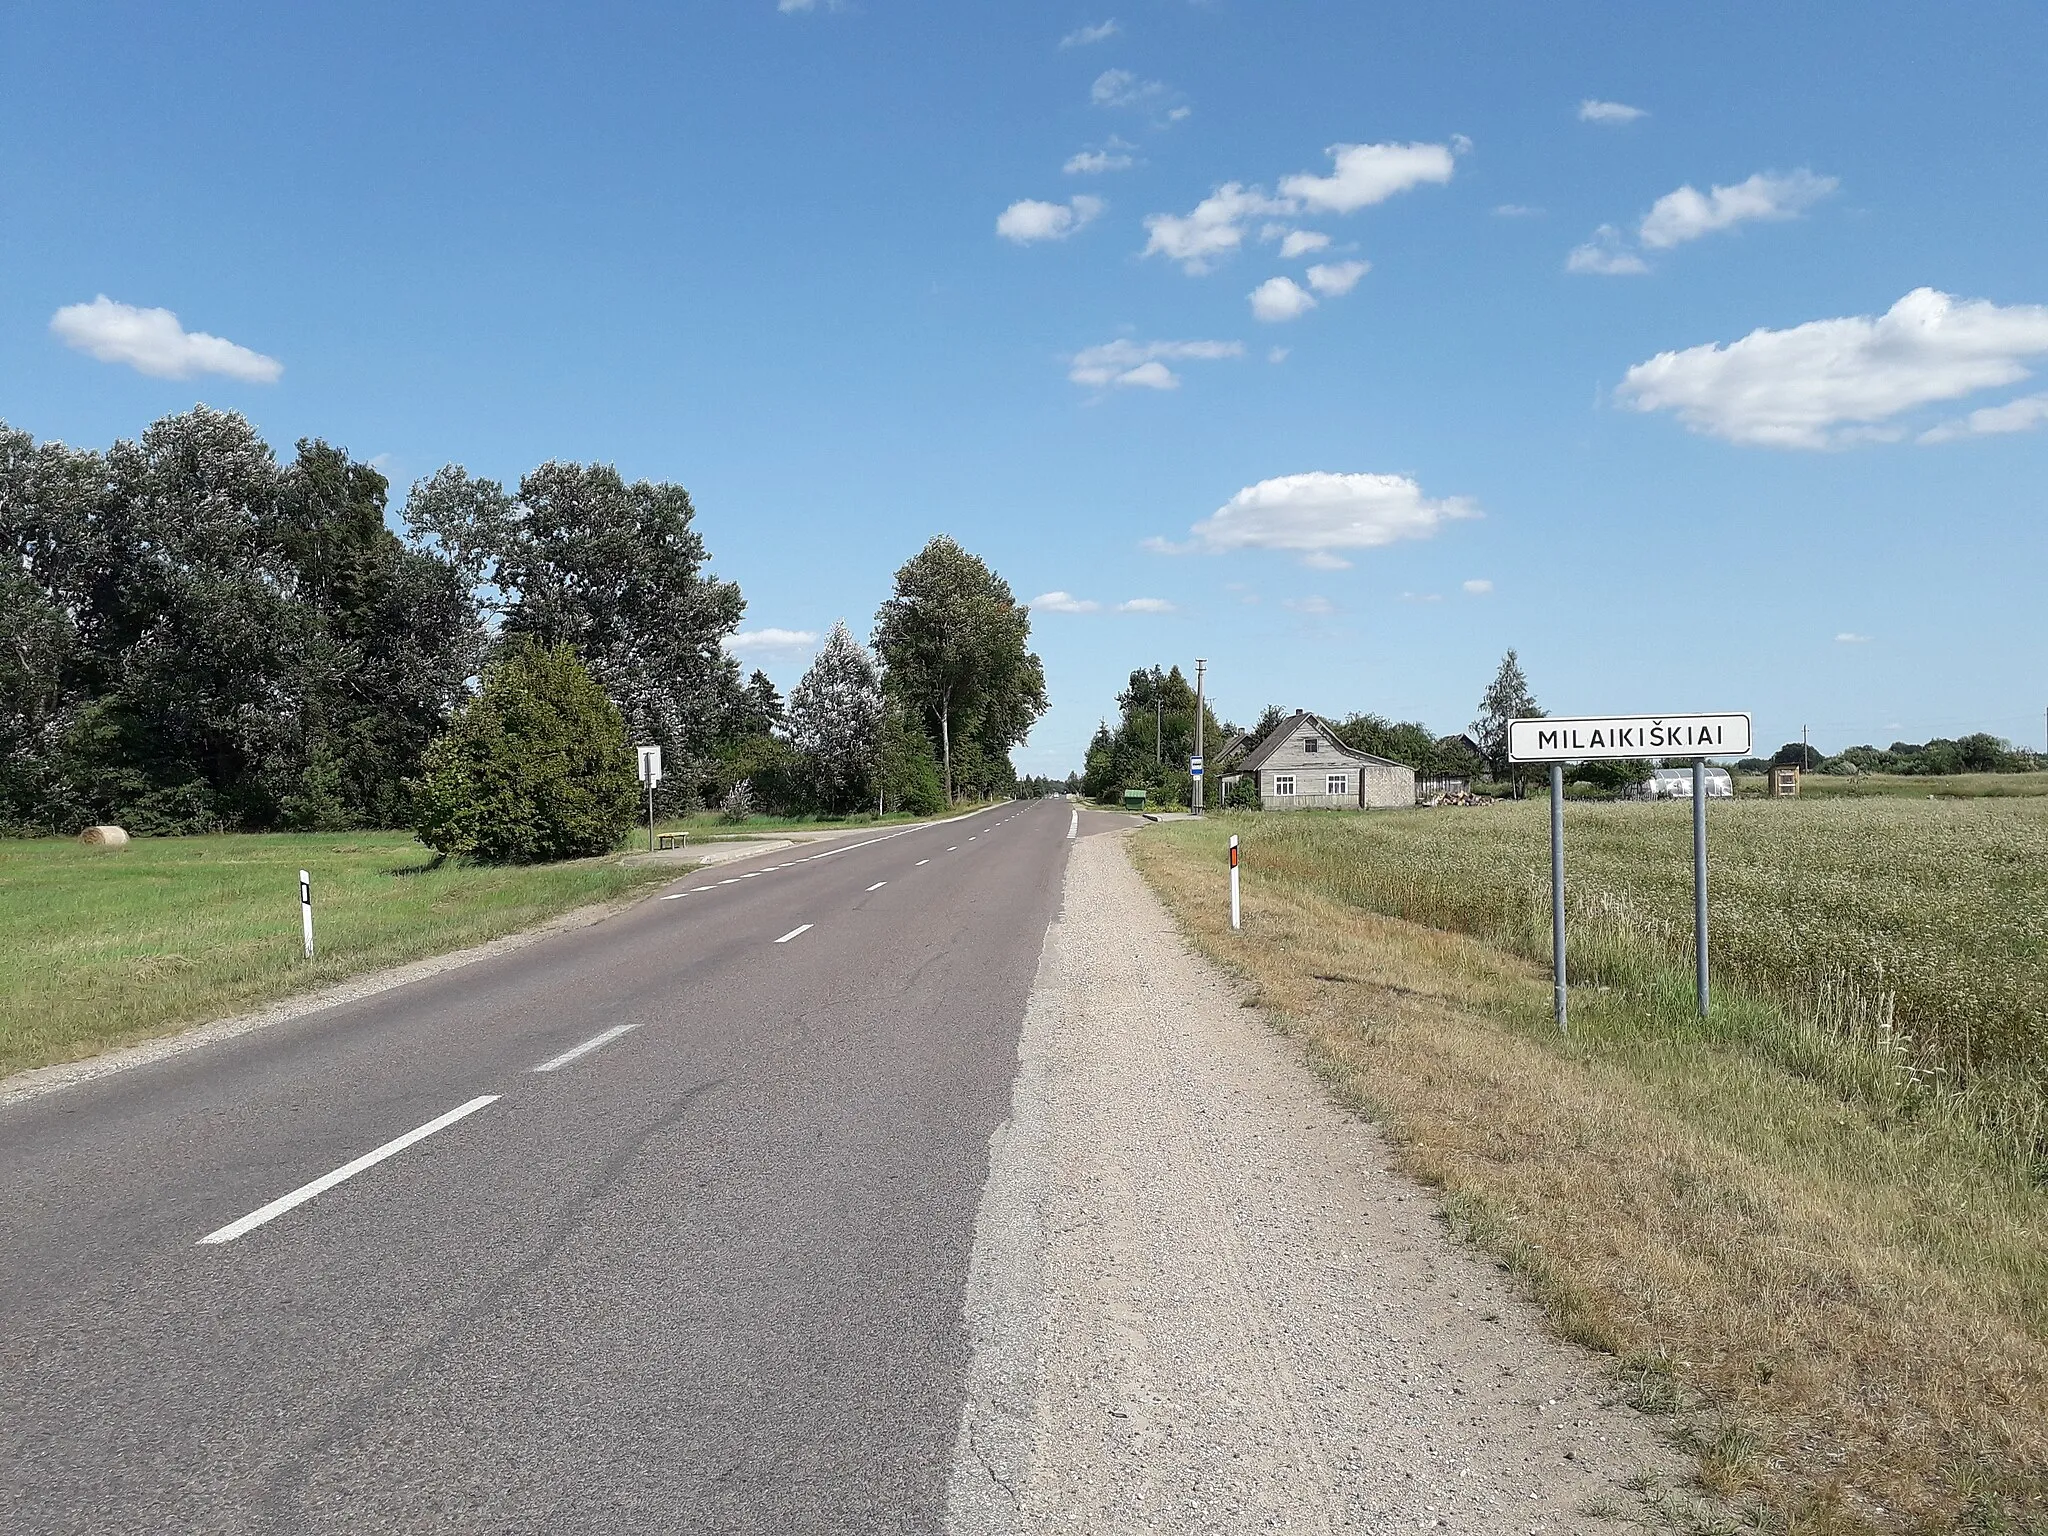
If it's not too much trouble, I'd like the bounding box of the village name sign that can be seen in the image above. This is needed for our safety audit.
[1509,710,1752,1031]
[1508,712,1751,763]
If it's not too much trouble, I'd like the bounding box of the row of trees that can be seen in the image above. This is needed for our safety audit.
[1077,665,1223,806]
[1,409,1048,844]
[1738,736,2042,777]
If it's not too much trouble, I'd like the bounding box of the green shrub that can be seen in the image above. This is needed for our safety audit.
[413,641,636,862]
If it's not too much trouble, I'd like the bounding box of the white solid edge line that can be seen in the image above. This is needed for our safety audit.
[866,881,886,891]
[533,1022,640,1073]
[198,1095,500,1246]
[775,924,812,944]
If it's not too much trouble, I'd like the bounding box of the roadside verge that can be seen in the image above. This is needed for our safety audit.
[1128,819,2048,1532]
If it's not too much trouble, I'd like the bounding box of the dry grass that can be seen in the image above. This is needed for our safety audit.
[0,831,672,1079]
[1132,819,2048,1534]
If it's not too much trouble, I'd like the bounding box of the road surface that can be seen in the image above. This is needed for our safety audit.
[0,800,1108,1534]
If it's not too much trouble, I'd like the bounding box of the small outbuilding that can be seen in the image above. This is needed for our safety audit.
[1635,766,1735,801]
[1223,711,1416,810]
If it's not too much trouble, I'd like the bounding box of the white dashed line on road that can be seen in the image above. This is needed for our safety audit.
[916,859,929,866]
[866,881,886,891]
[775,924,813,944]
[197,1096,500,1246]
[533,1023,639,1073]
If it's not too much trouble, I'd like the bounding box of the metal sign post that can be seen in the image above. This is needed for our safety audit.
[1547,766,1565,1030]
[1192,659,1206,816]
[299,870,314,960]
[1229,834,1240,931]
[636,745,664,853]
[1510,712,1751,1031]
[1693,758,1709,1016]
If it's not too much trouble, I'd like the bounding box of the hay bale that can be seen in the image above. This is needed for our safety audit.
[79,825,129,848]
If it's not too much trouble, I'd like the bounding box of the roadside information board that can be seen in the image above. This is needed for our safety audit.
[1190,755,1204,778]
[1509,709,1750,1032]
[637,745,663,784]
[1508,712,1750,763]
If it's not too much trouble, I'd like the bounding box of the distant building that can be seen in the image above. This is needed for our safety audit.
[1219,711,1416,810]
[1635,766,1734,800]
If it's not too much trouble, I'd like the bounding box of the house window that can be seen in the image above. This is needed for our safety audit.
[1272,774,1296,795]
[1327,774,1348,796]
[1303,736,1319,752]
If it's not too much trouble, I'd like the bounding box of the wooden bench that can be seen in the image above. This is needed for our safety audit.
[656,833,689,851]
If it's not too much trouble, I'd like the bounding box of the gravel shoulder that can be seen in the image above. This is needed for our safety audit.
[946,828,1686,1533]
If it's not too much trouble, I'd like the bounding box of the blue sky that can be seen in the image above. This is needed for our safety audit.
[6,1,2046,771]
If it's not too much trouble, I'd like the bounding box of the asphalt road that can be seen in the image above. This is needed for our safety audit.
[0,799,1120,1534]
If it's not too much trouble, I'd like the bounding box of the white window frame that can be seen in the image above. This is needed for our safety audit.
[1327,773,1348,796]
[1271,774,1296,796]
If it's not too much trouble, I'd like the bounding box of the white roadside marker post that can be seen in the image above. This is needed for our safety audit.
[1229,835,1240,930]
[299,870,314,960]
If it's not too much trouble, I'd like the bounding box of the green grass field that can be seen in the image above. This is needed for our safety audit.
[635,799,999,844]
[0,832,672,1080]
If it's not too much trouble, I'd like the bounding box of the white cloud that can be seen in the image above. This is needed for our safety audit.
[1306,259,1369,297]
[1399,591,1444,603]
[1250,276,1317,322]
[725,627,819,657]
[1493,203,1544,218]
[1030,591,1102,613]
[1918,391,2048,443]
[1836,632,1873,643]
[1118,597,1175,613]
[1143,141,1454,275]
[1267,346,1290,364]
[1462,578,1493,594]
[1639,169,1837,249]
[996,194,1104,243]
[1570,169,1837,275]
[1068,337,1244,390]
[1301,550,1349,570]
[778,0,843,11]
[1142,183,1288,273]
[1283,595,1334,614]
[1064,148,1134,174]
[1177,471,1479,561]
[1617,288,2048,449]
[1578,99,1647,124]
[1566,226,1649,275]
[1061,19,1118,46]
[50,295,282,383]
[1279,141,1456,214]
[1277,229,1330,258]
[1091,68,1166,108]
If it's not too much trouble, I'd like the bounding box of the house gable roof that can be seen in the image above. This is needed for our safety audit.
[1236,711,1411,773]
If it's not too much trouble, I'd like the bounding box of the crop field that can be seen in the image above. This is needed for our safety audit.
[1135,799,2048,1528]
[0,832,670,1081]
[1737,770,2048,800]
[1224,796,2048,1160]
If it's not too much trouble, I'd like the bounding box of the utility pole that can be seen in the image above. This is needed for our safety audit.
[1193,658,1206,815]
[1802,723,1811,771]
[1155,693,1161,764]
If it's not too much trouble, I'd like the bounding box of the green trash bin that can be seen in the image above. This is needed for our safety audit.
[1122,788,1147,811]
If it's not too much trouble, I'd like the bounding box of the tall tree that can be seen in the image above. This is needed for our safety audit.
[405,460,746,807]
[787,621,883,814]
[873,537,1046,802]
[1472,649,1541,784]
